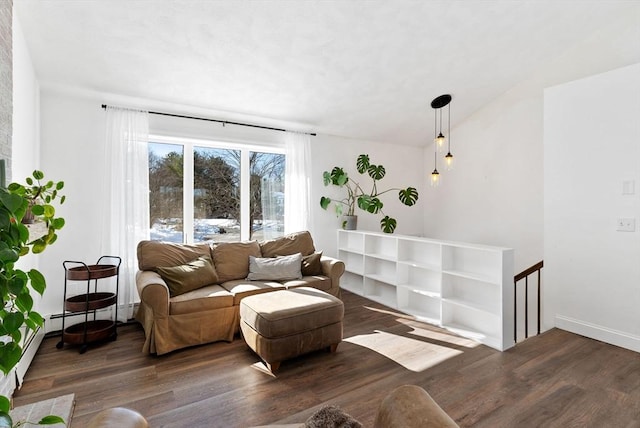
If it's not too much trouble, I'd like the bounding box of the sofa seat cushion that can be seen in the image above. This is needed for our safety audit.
[220,280,286,305]
[169,284,234,315]
[284,276,332,293]
[240,287,344,338]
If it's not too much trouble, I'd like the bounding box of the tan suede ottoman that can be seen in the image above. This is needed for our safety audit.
[239,287,344,372]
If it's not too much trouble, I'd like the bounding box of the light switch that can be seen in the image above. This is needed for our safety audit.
[617,218,636,232]
[622,180,635,195]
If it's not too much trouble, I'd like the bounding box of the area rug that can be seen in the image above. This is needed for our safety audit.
[11,393,75,427]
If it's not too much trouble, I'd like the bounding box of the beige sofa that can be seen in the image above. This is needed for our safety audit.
[135,231,345,355]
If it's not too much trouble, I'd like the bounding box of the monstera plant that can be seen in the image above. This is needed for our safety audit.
[320,154,419,233]
[0,170,66,427]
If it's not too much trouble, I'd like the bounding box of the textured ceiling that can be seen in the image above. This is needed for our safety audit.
[14,0,640,145]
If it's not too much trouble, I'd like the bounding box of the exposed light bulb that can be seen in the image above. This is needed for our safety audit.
[431,169,440,187]
[435,133,446,151]
[445,152,454,170]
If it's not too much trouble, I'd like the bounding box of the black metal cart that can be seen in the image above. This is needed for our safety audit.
[57,256,121,353]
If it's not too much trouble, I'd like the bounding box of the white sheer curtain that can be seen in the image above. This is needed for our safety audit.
[284,132,312,234]
[101,107,150,322]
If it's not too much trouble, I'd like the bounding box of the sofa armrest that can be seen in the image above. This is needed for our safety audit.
[373,385,459,428]
[135,270,170,317]
[320,256,345,297]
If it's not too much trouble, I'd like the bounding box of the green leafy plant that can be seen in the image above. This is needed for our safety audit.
[0,170,66,427]
[320,154,419,233]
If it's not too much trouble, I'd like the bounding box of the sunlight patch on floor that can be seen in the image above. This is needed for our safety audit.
[344,329,463,372]
[251,361,277,377]
[394,318,481,349]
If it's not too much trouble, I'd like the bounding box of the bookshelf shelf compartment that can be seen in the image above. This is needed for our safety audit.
[340,271,364,295]
[364,278,397,308]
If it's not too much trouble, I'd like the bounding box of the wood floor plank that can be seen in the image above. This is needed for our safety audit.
[12,290,640,427]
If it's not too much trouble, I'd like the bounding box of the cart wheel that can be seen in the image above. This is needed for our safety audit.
[79,345,87,354]
[56,341,63,349]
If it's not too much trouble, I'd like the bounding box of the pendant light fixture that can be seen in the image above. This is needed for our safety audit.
[430,94,453,183]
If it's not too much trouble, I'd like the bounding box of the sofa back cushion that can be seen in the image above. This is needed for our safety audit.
[137,240,211,271]
[260,230,316,258]
[213,241,262,282]
[156,254,219,296]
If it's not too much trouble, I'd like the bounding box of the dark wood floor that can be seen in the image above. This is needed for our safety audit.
[13,291,640,427]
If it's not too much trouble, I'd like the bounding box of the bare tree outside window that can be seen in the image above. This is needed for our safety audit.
[148,142,285,243]
[149,143,184,242]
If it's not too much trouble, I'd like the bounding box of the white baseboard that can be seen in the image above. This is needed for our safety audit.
[0,324,46,398]
[555,315,640,353]
[16,326,45,387]
[0,371,16,398]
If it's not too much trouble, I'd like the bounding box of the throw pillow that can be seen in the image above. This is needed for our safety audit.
[213,241,262,282]
[260,230,316,258]
[304,405,362,428]
[156,254,219,297]
[247,253,303,281]
[301,251,323,276]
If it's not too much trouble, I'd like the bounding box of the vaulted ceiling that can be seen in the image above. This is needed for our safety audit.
[15,0,640,145]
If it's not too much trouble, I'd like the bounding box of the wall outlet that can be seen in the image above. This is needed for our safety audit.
[616,218,636,232]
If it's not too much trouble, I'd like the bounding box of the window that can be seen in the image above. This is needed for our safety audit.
[149,138,285,243]
[149,143,184,242]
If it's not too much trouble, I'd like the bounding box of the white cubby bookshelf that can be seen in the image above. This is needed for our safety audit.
[337,229,514,351]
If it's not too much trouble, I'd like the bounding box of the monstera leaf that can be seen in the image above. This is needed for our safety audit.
[399,187,419,206]
[358,195,383,214]
[356,154,370,174]
[320,196,331,210]
[367,164,386,181]
[380,216,397,233]
[331,167,348,186]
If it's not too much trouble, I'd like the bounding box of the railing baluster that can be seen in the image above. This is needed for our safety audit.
[514,260,543,344]
[537,268,541,335]
[525,276,529,339]
[513,279,517,343]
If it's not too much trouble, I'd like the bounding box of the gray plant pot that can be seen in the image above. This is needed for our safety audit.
[341,215,358,230]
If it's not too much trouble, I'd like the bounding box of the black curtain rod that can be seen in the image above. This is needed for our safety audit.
[101,104,316,136]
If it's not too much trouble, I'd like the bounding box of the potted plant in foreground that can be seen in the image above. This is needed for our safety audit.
[0,170,66,427]
[320,154,419,233]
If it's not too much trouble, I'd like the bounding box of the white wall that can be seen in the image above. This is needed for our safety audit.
[11,14,39,181]
[544,63,640,352]
[423,10,640,275]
